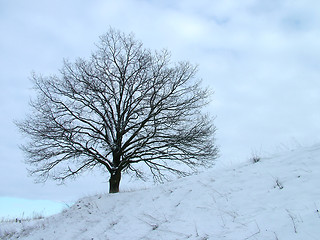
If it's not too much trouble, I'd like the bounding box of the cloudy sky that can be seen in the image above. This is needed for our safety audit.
[1,0,320,218]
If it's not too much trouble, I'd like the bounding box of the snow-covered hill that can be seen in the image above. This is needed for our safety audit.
[2,145,320,240]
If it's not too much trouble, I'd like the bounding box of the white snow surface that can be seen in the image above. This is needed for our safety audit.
[1,145,320,239]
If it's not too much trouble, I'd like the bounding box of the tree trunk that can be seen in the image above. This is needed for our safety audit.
[109,170,121,193]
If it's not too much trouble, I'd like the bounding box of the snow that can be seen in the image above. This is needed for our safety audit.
[1,145,320,239]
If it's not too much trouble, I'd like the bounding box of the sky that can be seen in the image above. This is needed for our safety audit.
[1,0,320,218]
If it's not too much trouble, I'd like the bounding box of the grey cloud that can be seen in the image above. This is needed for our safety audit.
[1,0,320,202]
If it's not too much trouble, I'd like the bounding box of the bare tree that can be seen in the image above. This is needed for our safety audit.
[17,29,218,193]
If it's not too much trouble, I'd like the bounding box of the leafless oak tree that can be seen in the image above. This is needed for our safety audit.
[17,29,218,193]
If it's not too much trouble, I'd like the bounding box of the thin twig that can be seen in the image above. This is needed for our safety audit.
[243,221,260,240]
[286,209,297,233]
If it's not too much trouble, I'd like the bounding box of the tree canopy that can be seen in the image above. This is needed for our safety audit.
[17,29,218,193]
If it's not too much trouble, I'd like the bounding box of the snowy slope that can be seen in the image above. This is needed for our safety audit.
[1,145,320,240]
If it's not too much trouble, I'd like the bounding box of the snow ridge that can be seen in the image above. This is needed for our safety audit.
[2,145,320,239]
